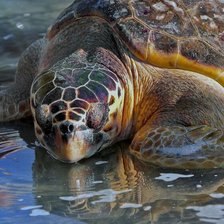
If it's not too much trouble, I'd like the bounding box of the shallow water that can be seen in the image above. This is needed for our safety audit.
[0,1,224,224]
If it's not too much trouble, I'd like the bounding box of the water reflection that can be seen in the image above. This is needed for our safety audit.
[0,122,224,223]
[32,142,224,223]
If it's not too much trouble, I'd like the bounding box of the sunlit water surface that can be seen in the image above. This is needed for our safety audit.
[0,1,224,224]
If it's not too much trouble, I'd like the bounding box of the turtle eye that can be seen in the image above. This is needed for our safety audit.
[35,104,52,134]
[86,103,109,132]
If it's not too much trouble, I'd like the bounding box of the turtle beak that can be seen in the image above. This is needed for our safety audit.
[45,122,104,163]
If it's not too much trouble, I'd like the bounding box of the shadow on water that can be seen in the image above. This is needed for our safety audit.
[0,121,224,224]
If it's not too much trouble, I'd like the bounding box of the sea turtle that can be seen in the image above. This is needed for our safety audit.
[0,0,224,168]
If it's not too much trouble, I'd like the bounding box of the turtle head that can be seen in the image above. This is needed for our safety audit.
[30,66,124,163]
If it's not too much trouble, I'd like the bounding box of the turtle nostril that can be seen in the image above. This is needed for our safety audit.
[68,123,74,132]
[60,122,75,135]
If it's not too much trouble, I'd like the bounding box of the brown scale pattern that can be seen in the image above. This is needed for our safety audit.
[63,87,76,101]
[77,86,98,103]
[48,0,223,51]
[70,99,89,110]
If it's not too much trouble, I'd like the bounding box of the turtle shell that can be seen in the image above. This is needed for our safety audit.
[47,0,224,85]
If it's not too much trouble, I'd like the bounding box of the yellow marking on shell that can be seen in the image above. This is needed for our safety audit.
[176,54,224,86]
[124,27,224,87]
[143,46,224,86]
[147,45,178,68]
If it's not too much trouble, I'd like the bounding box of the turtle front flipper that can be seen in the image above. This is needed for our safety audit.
[130,125,224,169]
[0,39,46,122]
[0,87,30,121]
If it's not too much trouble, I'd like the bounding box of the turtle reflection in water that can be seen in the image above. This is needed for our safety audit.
[33,143,224,223]
[1,0,224,168]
